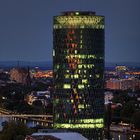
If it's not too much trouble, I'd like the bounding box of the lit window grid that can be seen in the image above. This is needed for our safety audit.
[53,16,104,29]
[53,30,104,119]
[54,123,104,129]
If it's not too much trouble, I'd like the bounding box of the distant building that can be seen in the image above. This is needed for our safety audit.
[106,78,140,90]
[0,69,4,73]
[0,79,6,87]
[25,135,60,140]
[104,91,113,104]
[115,66,127,79]
[33,70,53,78]
[10,67,30,85]
[0,71,10,82]
[106,79,120,90]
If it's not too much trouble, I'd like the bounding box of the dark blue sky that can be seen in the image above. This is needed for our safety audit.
[0,0,140,63]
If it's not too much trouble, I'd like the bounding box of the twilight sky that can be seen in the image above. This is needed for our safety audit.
[0,0,140,63]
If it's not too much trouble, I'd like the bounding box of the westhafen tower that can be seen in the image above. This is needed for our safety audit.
[53,11,105,140]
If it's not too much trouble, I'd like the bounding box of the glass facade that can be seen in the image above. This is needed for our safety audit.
[53,11,105,140]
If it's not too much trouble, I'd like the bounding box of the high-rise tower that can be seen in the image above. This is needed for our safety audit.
[53,11,105,140]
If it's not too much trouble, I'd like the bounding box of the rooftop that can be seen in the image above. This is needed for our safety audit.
[30,132,88,140]
[61,11,96,16]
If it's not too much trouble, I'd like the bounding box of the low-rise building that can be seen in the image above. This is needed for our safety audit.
[106,78,140,90]
[104,91,113,104]
[106,79,120,90]
[10,67,30,85]
[25,132,88,140]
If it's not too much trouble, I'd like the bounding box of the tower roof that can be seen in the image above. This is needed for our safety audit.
[61,11,96,16]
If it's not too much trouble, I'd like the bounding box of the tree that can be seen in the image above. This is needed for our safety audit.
[120,101,136,122]
[0,121,35,140]
[112,91,131,104]
[131,111,140,129]
[32,100,43,106]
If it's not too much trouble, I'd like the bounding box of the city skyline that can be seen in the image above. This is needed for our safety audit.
[0,0,140,63]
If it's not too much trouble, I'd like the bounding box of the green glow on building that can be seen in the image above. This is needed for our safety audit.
[66,54,97,59]
[54,123,104,129]
[54,16,104,29]
[63,84,71,89]
[82,79,88,84]
[79,118,104,123]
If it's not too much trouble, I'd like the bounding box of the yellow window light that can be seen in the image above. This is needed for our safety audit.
[65,74,70,78]
[78,64,82,69]
[82,79,88,84]
[74,74,79,79]
[78,84,84,89]
[78,104,85,109]
[71,99,74,103]
[75,12,79,15]
[63,84,71,89]
[54,123,104,129]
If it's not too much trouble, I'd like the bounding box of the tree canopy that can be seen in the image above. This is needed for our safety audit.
[0,121,35,140]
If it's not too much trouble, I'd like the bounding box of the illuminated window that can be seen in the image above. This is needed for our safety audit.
[54,123,104,129]
[66,70,69,73]
[96,74,100,78]
[88,64,94,68]
[78,104,85,109]
[78,70,81,74]
[83,75,86,78]
[88,55,96,59]
[55,16,104,29]
[82,79,88,84]
[78,64,82,69]
[71,75,74,78]
[79,118,104,123]
[78,84,84,89]
[81,26,84,28]
[71,99,74,103]
[65,74,70,78]
[63,84,71,89]
[75,50,77,54]
[56,65,59,69]
[74,74,79,78]
[75,12,79,15]
[53,50,55,56]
